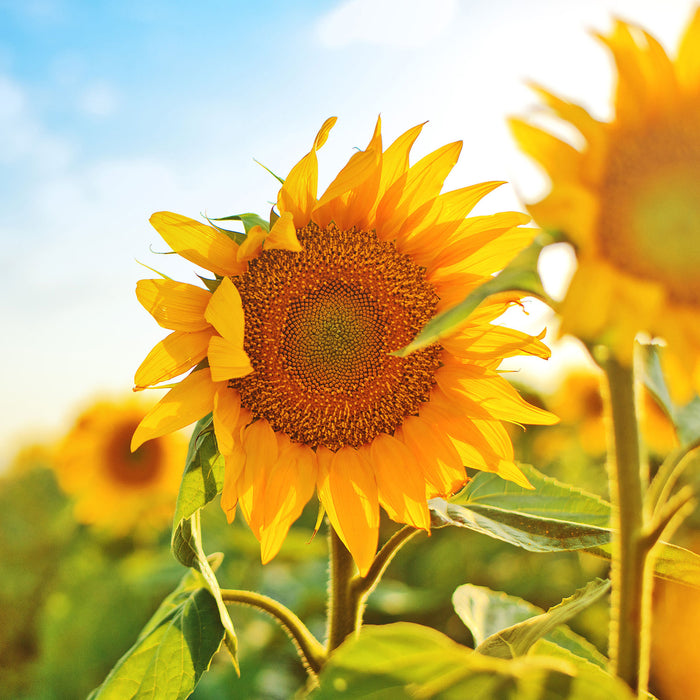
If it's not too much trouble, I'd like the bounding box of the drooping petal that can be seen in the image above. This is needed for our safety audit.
[136,279,211,332]
[221,445,245,522]
[236,225,267,263]
[396,416,467,498]
[365,434,430,530]
[317,446,379,576]
[150,211,243,277]
[134,329,212,389]
[204,276,245,345]
[213,387,242,455]
[131,369,217,450]
[237,419,278,538]
[259,441,318,563]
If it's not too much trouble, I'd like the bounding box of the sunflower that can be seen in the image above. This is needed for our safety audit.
[132,117,556,574]
[542,367,676,457]
[55,397,186,536]
[511,9,700,401]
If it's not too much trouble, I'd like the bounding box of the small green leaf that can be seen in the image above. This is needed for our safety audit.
[430,465,612,552]
[88,570,225,700]
[472,579,610,660]
[314,623,633,699]
[452,584,607,668]
[171,414,224,568]
[395,234,550,357]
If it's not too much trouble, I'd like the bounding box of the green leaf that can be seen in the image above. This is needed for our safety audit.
[314,623,634,699]
[394,234,550,357]
[471,579,610,660]
[432,465,700,589]
[453,584,607,668]
[88,569,225,700]
[641,343,700,447]
[171,414,224,568]
[430,465,612,552]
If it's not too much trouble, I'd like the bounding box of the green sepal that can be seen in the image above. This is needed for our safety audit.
[87,565,225,700]
[453,582,608,668]
[210,212,270,235]
[254,158,285,184]
[394,233,553,357]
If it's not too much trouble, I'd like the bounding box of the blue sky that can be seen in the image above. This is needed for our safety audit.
[1,0,696,464]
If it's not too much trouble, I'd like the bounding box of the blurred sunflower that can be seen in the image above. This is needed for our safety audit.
[132,117,556,574]
[511,9,700,400]
[541,367,676,458]
[55,398,186,536]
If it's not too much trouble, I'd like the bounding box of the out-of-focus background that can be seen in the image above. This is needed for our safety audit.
[3,1,700,699]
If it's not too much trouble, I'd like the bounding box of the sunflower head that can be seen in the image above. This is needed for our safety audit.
[511,9,700,400]
[132,117,557,574]
[55,397,186,536]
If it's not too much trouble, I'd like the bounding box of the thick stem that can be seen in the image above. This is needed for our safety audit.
[327,527,359,652]
[603,355,649,695]
[221,589,326,676]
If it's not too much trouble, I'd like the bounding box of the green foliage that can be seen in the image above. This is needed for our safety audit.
[431,465,700,588]
[430,465,611,552]
[642,344,700,447]
[395,234,551,357]
[453,583,608,668]
[172,414,224,569]
[88,568,225,700]
[313,623,634,699]
[466,579,610,661]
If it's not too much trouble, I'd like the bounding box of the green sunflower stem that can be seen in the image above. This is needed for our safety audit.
[220,589,326,676]
[327,527,359,652]
[603,354,651,696]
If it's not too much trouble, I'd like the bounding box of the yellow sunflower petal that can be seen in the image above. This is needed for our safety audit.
[317,446,379,576]
[136,279,211,332]
[677,8,700,90]
[366,434,430,530]
[131,369,217,450]
[376,122,425,204]
[208,336,253,382]
[396,416,467,498]
[134,329,212,389]
[277,116,337,227]
[264,210,302,252]
[204,276,245,345]
[237,225,266,262]
[221,445,245,522]
[259,441,317,564]
[238,419,278,538]
[150,211,243,277]
[213,387,242,455]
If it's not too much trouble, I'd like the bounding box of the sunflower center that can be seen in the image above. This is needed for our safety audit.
[282,281,385,391]
[600,119,700,303]
[106,420,163,486]
[230,222,441,451]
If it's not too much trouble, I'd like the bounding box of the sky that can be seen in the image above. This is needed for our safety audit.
[1,0,697,466]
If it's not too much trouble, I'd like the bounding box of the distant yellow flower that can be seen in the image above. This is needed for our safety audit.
[55,398,185,535]
[544,368,676,457]
[132,118,556,574]
[511,9,700,400]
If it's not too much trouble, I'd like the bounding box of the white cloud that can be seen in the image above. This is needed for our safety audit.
[78,81,119,117]
[0,73,73,171]
[317,0,457,48]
